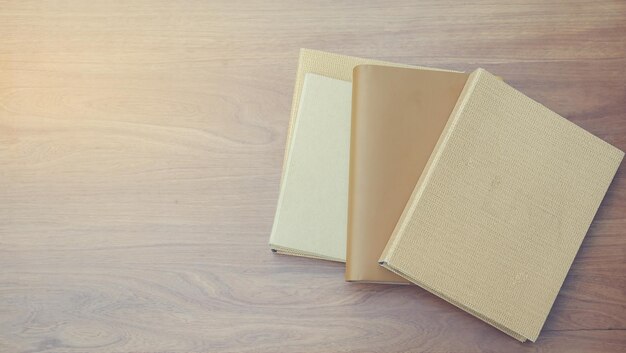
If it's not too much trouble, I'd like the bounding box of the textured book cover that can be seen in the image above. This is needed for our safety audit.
[269,73,352,261]
[271,48,455,261]
[347,65,469,283]
[379,68,624,341]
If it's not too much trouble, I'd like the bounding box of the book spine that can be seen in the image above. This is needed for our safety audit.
[378,68,485,264]
[345,65,362,280]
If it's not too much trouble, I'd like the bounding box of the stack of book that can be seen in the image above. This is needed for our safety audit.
[269,49,623,342]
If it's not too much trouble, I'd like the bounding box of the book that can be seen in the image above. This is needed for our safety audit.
[269,73,352,261]
[271,49,455,261]
[379,68,624,341]
[346,65,469,283]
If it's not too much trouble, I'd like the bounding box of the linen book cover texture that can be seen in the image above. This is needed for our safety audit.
[346,65,468,283]
[269,73,352,261]
[379,68,624,342]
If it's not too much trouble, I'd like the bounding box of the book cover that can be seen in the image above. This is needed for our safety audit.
[269,73,352,261]
[346,65,469,283]
[379,68,624,341]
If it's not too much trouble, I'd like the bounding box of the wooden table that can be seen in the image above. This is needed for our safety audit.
[1,1,625,352]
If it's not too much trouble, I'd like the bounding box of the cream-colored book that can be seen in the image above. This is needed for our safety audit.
[269,73,352,261]
[379,68,624,341]
[271,48,454,261]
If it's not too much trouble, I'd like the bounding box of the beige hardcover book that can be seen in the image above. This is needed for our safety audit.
[379,68,624,341]
[269,73,352,261]
[271,48,455,261]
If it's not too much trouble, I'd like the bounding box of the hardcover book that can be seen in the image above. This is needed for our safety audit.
[379,68,624,341]
[346,65,469,282]
[269,73,352,261]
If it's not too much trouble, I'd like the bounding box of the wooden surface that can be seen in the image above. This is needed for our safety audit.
[1,1,625,352]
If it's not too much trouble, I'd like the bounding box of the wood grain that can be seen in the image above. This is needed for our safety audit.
[0,0,624,352]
